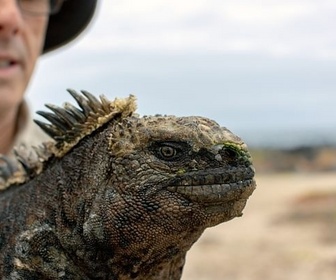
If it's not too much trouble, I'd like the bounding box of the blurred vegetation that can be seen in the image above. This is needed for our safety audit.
[252,145,336,244]
[276,190,336,244]
[251,145,336,173]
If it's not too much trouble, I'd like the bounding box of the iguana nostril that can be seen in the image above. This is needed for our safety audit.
[222,146,239,161]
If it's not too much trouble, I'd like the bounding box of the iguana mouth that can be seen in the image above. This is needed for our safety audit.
[167,167,255,204]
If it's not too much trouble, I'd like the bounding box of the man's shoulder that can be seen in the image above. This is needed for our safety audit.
[14,101,51,149]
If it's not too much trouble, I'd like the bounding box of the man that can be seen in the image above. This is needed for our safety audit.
[0,0,98,156]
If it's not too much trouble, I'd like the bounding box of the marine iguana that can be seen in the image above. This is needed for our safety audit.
[0,90,256,279]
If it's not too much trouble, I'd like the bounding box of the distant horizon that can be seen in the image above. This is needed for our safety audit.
[236,126,336,148]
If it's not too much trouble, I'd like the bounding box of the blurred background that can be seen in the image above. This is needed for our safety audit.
[27,1,336,279]
[28,0,336,149]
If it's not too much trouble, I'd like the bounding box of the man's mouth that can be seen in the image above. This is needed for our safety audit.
[0,57,21,78]
[0,60,15,68]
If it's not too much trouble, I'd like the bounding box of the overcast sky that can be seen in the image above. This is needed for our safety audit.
[26,0,336,147]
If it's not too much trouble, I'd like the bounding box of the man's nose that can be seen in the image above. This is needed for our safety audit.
[0,0,22,38]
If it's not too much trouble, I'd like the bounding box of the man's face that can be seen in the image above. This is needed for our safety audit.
[0,0,48,113]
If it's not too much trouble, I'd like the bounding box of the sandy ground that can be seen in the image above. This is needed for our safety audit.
[182,173,336,280]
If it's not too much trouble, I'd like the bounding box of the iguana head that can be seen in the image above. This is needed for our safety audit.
[106,114,255,229]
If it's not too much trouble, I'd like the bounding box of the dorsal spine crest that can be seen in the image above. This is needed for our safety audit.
[0,90,137,190]
[35,89,137,157]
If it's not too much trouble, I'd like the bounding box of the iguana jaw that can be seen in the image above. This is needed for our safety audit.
[167,179,255,203]
[166,166,256,210]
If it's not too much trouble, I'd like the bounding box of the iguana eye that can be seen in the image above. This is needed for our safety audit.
[159,146,177,159]
[150,142,187,161]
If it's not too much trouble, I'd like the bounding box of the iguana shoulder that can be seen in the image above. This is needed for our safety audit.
[0,90,136,190]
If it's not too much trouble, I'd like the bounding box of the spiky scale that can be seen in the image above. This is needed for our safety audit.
[0,155,17,180]
[13,152,31,177]
[45,104,78,128]
[63,102,86,122]
[36,111,68,133]
[81,90,103,111]
[33,120,63,138]
[67,89,92,117]
[100,95,113,112]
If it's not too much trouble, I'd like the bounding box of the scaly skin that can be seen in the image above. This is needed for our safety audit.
[0,92,255,279]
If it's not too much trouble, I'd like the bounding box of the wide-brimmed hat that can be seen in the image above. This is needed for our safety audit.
[43,0,98,53]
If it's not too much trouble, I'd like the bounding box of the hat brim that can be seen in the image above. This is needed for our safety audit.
[43,0,98,54]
